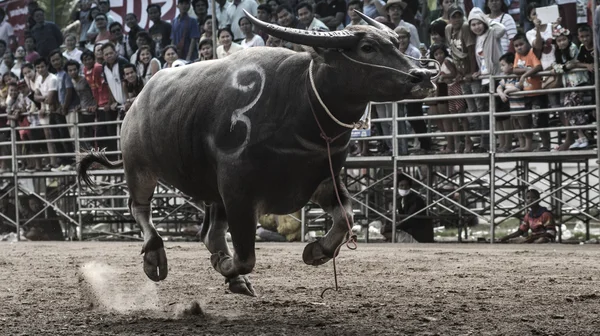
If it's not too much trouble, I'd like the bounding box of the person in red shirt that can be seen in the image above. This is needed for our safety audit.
[81,49,109,149]
[499,189,556,243]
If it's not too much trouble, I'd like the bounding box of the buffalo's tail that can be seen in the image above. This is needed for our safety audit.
[77,149,124,190]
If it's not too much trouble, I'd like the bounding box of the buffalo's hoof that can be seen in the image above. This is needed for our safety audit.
[141,237,168,281]
[302,241,332,266]
[210,251,237,278]
[226,275,256,297]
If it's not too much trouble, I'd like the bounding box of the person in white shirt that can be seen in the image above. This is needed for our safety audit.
[0,8,14,47]
[238,17,265,48]
[62,34,83,65]
[33,58,59,169]
[297,2,330,31]
[381,0,420,48]
[225,0,258,41]
[216,27,243,58]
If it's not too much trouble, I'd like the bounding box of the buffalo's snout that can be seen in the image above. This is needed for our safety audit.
[408,69,436,84]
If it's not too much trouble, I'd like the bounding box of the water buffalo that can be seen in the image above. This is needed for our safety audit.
[78,11,436,297]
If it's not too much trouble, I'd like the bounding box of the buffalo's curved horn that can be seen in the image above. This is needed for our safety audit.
[354,10,399,38]
[243,9,360,49]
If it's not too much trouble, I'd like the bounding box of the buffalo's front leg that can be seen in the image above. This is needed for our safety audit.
[202,203,256,296]
[303,176,354,266]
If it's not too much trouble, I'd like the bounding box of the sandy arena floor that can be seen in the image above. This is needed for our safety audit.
[1,242,600,336]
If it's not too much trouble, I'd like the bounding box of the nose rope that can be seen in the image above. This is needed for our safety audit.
[341,52,441,81]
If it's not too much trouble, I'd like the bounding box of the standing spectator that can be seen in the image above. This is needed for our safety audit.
[24,36,40,64]
[21,63,44,162]
[239,17,264,48]
[49,50,77,170]
[254,6,270,42]
[81,49,109,149]
[66,60,96,146]
[212,0,231,29]
[29,8,63,59]
[0,8,14,47]
[62,34,83,65]
[525,3,559,151]
[446,5,478,153]
[430,0,454,23]
[574,25,594,78]
[595,5,600,54]
[484,0,517,54]
[71,0,94,48]
[110,22,132,60]
[431,44,460,153]
[124,13,144,56]
[193,0,209,30]
[33,58,59,170]
[12,47,25,78]
[347,1,367,26]
[101,43,128,159]
[396,26,431,154]
[130,31,155,65]
[171,0,201,62]
[0,41,6,74]
[86,0,115,42]
[93,13,111,44]
[495,52,519,153]
[135,46,160,85]
[383,0,420,48]
[555,28,590,150]
[511,33,543,152]
[200,16,218,44]
[315,0,346,31]
[123,63,144,113]
[1,52,15,77]
[467,7,505,153]
[361,0,386,19]
[297,2,329,31]
[216,28,243,58]
[225,0,258,41]
[147,4,173,57]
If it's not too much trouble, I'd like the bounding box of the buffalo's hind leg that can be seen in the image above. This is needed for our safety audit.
[202,202,256,296]
[126,169,167,281]
[303,176,354,266]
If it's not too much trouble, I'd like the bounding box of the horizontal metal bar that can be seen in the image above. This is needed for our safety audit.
[495,124,597,135]
[396,129,490,139]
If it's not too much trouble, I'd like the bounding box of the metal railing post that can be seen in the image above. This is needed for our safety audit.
[391,103,398,243]
[10,119,19,241]
[594,0,600,168]
[74,111,82,241]
[489,74,496,243]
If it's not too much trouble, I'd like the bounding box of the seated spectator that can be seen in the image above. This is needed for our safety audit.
[135,46,161,85]
[297,2,329,31]
[0,197,16,233]
[499,189,555,243]
[162,45,187,68]
[346,1,367,26]
[123,63,143,113]
[314,0,346,30]
[23,195,64,241]
[381,173,434,243]
[238,17,264,48]
[197,39,215,61]
[216,28,242,59]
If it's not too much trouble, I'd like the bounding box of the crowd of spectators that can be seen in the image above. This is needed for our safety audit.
[0,0,597,175]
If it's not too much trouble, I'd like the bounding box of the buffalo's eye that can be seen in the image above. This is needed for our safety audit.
[360,45,375,53]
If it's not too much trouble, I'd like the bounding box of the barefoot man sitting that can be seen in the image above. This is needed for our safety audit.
[499,189,556,243]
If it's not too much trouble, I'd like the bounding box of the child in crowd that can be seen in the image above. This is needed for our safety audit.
[431,43,461,153]
[553,28,590,150]
[496,52,518,152]
[511,33,543,152]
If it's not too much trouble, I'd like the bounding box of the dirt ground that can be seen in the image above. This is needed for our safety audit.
[1,242,600,336]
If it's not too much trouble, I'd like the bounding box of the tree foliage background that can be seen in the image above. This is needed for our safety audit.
[36,0,78,28]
